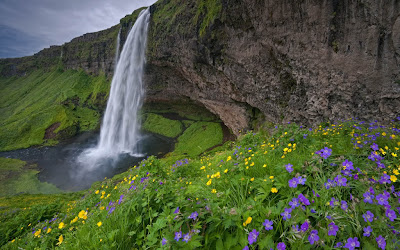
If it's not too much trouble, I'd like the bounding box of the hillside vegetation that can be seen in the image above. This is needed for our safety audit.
[0,67,110,151]
[1,118,399,249]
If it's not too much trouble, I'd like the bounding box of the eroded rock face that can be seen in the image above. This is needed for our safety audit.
[145,0,400,135]
[1,0,399,136]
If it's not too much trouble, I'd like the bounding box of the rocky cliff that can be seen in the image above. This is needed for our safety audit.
[145,0,400,135]
[1,0,399,136]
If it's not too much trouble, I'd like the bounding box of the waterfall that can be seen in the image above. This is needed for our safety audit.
[114,28,121,68]
[77,8,150,171]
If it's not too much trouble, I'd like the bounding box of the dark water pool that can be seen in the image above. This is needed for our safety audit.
[0,132,173,191]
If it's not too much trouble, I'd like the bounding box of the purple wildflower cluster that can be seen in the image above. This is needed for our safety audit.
[315,147,332,159]
[288,176,306,188]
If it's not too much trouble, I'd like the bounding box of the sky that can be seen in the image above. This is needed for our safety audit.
[0,0,157,58]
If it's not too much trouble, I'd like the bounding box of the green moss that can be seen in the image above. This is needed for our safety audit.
[143,102,218,121]
[195,0,222,37]
[142,113,183,138]
[0,68,110,151]
[172,121,223,157]
[0,158,60,196]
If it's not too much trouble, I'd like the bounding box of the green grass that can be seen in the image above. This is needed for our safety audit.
[2,119,399,249]
[0,68,110,151]
[0,158,60,196]
[142,113,183,138]
[172,121,223,157]
[195,0,223,37]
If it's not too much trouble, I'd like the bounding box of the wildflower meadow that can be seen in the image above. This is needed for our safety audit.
[1,118,400,249]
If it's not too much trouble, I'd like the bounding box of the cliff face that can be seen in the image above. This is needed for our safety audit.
[145,0,400,135]
[1,1,399,136]
[0,8,145,77]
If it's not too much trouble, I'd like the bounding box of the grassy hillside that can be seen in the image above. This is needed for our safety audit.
[1,118,399,249]
[0,67,110,151]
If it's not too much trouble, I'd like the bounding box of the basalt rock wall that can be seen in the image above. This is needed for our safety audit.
[145,0,400,135]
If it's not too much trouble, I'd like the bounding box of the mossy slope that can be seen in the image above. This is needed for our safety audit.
[0,68,110,151]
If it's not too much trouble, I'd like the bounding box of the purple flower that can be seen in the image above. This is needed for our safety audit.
[281,208,292,221]
[363,192,374,204]
[243,246,249,250]
[298,193,311,206]
[342,159,354,171]
[288,178,298,188]
[301,221,309,232]
[263,219,273,230]
[363,226,372,237]
[316,147,332,159]
[182,233,191,243]
[376,235,386,249]
[376,193,389,206]
[341,200,348,211]
[289,198,300,209]
[174,231,182,241]
[308,230,319,245]
[325,179,336,189]
[118,195,124,205]
[297,176,306,185]
[362,211,374,222]
[285,163,293,173]
[174,207,180,214]
[335,175,347,187]
[385,209,397,222]
[277,242,286,250]
[248,229,259,245]
[335,242,343,248]
[328,222,339,236]
[344,237,360,250]
[379,174,391,184]
[371,143,379,151]
[162,238,167,245]
[188,211,198,220]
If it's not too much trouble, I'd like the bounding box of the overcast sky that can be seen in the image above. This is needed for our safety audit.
[0,0,157,58]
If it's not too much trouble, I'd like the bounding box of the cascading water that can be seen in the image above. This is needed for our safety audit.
[77,9,150,172]
[114,27,121,68]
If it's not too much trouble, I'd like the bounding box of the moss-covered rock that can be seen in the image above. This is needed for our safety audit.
[142,113,183,138]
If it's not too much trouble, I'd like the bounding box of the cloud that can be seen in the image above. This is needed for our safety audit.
[0,0,157,58]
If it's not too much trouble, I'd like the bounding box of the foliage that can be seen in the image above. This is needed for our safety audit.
[2,118,400,249]
[142,113,183,138]
[0,68,110,151]
[172,121,223,157]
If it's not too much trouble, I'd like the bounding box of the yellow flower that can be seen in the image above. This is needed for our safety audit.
[11,239,15,243]
[47,228,52,234]
[269,176,274,179]
[250,162,254,166]
[70,216,78,224]
[243,216,252,226]
[95,190,99,194]
[271,188,278,193]
[393,169,399,175]
[101,191,106,195]
[97,221,102,227]
[263,164,267,168]
[200,166,205,170]
[56,235,63,246]
[382,132,386,136]
[227,156,232,161]
[392,153,397,157]
[100,206,105,210]
[250,177,254,181]
[211,189,217,193]
[114,186,118,190]
[283,148,288,152]
[224,169,228,173]
[78,210,88,219]
[206,179,212,186]
[58,222,65,229]
[390,175,397,182]
[34,229,41,237]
